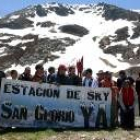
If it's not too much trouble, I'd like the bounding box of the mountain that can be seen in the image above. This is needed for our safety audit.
[0,2,140,77]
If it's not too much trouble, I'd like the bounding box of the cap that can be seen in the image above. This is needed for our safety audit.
[97,70,104,75]
[58,65,67,71]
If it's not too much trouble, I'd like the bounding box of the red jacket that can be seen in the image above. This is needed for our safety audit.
[122,87,135,106]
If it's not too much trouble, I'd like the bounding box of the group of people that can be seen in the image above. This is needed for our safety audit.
[0,63,140,130]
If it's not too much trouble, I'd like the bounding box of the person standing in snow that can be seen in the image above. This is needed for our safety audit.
[119,79,136,129]
[82,68,98,88]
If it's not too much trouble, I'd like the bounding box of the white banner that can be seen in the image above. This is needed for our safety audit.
[0,79,112,128]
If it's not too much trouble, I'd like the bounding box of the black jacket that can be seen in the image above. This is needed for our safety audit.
[19,73,32,81]
[117,76,134,89]
[68,74,81,86]
[50,73,69,85]
[56,74,69,85]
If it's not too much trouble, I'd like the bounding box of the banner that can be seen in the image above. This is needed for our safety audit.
[0,79,112,128]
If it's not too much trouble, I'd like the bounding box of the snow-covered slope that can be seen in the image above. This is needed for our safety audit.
[0,3,140,76]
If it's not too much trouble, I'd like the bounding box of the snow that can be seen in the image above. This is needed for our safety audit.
[0,47,6,53]
[128,37,140,45]
[21,46,26,50]
[0,53,7,57]
[10,15,20,19]
[0,47,7,57]
[74,4,92,10]
[128,24,135,37]
[116,54,122,60]
[42,8,133,75]
[44,33,130,76]
[109,41,128,47]
[42,3,61,10]
[22,39,34,44]
[132,9,140,13]
[133,47,139,54]
[0,28,33,36]
[48,2,60,7]
[0,36,11,40]
[1,4,139,75]
[9,39,21,46]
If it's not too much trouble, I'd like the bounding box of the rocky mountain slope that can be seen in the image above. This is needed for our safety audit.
[0,2,140,77]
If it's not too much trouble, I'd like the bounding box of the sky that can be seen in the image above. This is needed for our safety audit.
[0,0,140,17]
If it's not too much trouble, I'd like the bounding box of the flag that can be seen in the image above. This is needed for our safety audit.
[76,56,84,78]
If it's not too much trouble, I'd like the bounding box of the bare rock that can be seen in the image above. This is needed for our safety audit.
[59,24,89,37]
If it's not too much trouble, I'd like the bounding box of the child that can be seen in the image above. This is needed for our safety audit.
[82,69,98,88]
[10,70,18,80]
[119,79,136,129]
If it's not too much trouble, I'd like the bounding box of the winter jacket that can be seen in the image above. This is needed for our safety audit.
[50,73,69,85]
[68,74,81,86]
[119,87,136,110]
[122,87,135,106]
[18,73,32,81]
[47,73,56,83]
[117,77,126,90]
